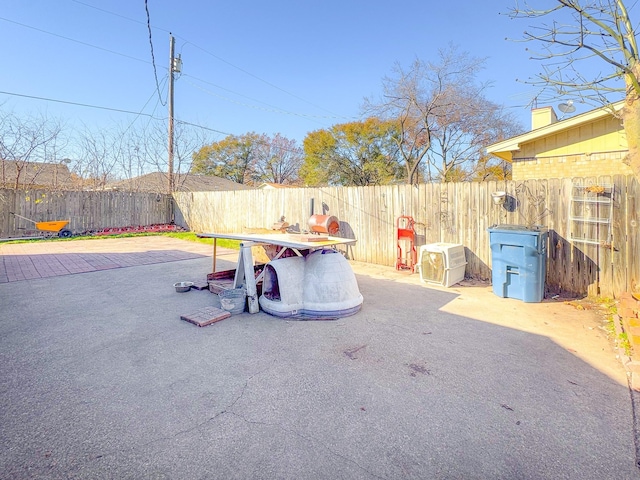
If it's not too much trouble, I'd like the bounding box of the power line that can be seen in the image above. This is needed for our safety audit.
[0,88,231,139]
[0,16,150,65]
[2,8,351,126]
[140,79,168,133]
[121,76,169,136]
[0,90,166,120]
[0,88,307,154]
[69,0,346,118]
[174,119,305,155]
[72,0,171,33]
[182,75,350,122]
[180,41,345,118]
[144,0,166,106]
[173,119,231,136]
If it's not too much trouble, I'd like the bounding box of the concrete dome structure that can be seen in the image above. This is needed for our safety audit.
[259,250,363,320]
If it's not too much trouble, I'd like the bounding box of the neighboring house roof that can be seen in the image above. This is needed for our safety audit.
[258,182,298,189]
[486,101,626,162]
[0,160,75,188]
[105,172,253,193]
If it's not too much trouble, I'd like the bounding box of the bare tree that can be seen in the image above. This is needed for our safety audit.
[168,120,213,188]
[253,134,303,185]
[0,110,66,189]
[70,123,144,190]
[70,118,209,192]
[427,93,522,182]
[509,0,640,179]
[364,45,522,183]
[75,127,122,190]
[131,119,217,192]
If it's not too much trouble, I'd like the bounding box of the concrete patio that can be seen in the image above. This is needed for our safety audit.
[0,237,637,479]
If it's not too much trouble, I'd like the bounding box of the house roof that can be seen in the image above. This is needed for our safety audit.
[105,172,253,193]
[258,182,298,189]
[0,160,75,188]
[486,101,625,162]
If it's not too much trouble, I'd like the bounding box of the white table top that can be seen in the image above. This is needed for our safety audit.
[197,232,356,249]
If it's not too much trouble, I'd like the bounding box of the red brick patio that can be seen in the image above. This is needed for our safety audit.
[0,237,218,283]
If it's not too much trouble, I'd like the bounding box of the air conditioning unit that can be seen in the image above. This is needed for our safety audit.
[418,243,467,287]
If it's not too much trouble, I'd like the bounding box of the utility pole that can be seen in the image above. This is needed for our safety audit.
[167,34,181,193]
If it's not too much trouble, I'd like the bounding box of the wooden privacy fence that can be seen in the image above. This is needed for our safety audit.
[0,189,173,237]
[174,175,639,298]
[1,177,637,298]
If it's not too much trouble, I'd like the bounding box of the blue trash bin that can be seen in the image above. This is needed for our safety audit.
[488,225,548,303]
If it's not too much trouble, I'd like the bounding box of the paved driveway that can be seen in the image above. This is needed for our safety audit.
[0,238,637,479]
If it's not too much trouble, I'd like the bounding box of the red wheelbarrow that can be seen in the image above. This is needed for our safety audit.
[10,212,72,238]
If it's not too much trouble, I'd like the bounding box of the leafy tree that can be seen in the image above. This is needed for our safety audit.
[192,132,265,184]
[509,0,640,180]
[473,154,512,181]
[364,45,522,183]
[300,118,403,186]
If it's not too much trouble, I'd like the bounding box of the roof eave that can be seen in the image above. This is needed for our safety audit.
[485,100,625,160]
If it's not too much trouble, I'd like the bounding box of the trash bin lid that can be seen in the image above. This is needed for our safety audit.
[487,224,547,234]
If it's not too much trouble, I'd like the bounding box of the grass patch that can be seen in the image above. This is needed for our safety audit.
[604,316,616,337]
[599,298,618,336]
[618,332,632,357]
[162,231,240,249]
[597,299,633,357]
[0,230,241,250]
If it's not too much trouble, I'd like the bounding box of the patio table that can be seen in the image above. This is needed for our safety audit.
[197,232,357,313]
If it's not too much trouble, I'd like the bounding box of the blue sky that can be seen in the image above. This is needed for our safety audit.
[0,0,614,149]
